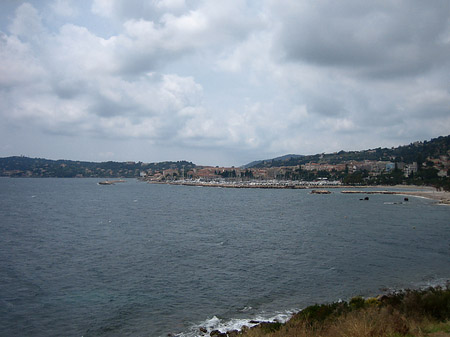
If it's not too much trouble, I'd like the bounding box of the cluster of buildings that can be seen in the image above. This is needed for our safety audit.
[426,156,450,177]
[301,156,449,178]
[142,155,450,183]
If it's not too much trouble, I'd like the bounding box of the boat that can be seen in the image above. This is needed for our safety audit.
[98,179,126,185]
[98,181,115,185]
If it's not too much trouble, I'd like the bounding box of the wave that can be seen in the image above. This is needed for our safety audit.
[175,310,295,337]
[173,277,450,337]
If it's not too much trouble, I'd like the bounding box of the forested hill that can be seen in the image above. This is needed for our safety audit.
[248,135,450,168]
[0,156,195,178]
[242,154,305,168]
[1,135,449,177]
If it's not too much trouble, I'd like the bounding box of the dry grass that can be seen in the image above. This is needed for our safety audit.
[238,287,450,337]
[241,311,450,337]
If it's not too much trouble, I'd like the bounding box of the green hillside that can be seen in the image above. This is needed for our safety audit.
[0,156,195,178]
[249,135,450,168]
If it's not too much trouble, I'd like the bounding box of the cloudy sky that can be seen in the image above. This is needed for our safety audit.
[0,0,449,166]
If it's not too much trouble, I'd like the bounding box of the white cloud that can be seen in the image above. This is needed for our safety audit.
[0,34,44,87]
[156,0,186,11]
[0,3,210,145]
[9,3,45,38]
[91,0,114,18]
[51,0,78,17]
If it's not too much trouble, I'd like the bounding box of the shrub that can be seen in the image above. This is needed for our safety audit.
[293,301,348,326]
[258,322,282,333]
[241,287,450,337]
[365,297,380,307]
[349,296,365,310]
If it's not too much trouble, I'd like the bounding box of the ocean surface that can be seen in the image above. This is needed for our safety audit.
[0,178,449,337]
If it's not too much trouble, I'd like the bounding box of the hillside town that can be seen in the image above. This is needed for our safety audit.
[142,156,449,188]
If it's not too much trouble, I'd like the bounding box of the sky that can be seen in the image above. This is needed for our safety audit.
[0,1,449,166]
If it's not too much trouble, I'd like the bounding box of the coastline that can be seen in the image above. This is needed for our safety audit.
[395,190,450,205]
[146,180,450,205]
[178,283,450,337]
[340,186,450,205]
[237,285,450,337]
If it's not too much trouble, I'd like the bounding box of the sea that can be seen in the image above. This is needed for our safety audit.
[0,178,449,337]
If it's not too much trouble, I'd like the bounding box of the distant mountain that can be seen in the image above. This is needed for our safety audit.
[272,154,305,161]
[247,135,450,168]
[242,154,304,168]
[0,156,196,178]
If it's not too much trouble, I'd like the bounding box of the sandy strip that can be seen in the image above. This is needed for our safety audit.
[341,187,450,205]
[393,190,450,205]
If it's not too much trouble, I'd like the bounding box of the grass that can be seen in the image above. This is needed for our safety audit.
[422,321,450,334]
[236,286,450,337]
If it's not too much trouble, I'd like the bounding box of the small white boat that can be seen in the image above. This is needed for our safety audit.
[98,180,114,185]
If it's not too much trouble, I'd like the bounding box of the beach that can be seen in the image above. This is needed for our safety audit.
[395,190,450,205]
[341,186,450,205]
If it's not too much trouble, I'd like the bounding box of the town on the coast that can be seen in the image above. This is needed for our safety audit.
[142,135,450,190]
[1,135,449,191]
[141,157,445,188]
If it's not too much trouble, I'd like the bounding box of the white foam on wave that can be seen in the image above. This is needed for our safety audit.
[414,277,449,290]
[174,277,450,337]
[176,310,295,337]
[377,278,449,297]
[240,306,252,312]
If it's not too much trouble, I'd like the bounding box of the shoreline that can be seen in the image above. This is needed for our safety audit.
[340,188,450,205]
[177,282,450,337]
[145,180,450,205]
[237,285,450,337]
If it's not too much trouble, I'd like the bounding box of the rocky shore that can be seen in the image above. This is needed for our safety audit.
[147,179,342,189]
[185,286,450,337]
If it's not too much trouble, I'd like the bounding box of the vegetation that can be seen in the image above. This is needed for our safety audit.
[239,286,450,337]
[0,156,195,178]
[341,167,450,191]
[247,135,450,191]
[250,135,450,169]
[247,165,450,191]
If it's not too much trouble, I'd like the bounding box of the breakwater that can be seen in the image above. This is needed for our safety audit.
[146,179,342,189]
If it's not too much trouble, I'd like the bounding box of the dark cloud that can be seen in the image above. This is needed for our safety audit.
[52,78,86,99]
[91,0,192,21]
[275,1,450,79]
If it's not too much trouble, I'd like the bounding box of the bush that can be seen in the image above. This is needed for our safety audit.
[365,297,380,307]
[258,322,282,333]
[400,287,450,321]
[349,296,365,310]
[294,301,348,326]
[241,286,450,337]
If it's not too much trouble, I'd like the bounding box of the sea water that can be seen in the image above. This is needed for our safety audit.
[0,178,449,336]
